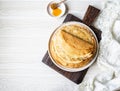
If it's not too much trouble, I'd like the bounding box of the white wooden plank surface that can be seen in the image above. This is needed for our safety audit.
[0,0,102,91]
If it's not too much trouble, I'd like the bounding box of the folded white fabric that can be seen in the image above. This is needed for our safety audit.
[74,0,120,91]
[113,20,120,43]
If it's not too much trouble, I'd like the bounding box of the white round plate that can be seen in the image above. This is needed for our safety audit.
[48,21,99,72]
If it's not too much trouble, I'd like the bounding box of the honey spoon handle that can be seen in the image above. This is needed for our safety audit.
[83,5,100,26]
[58,0,67,5]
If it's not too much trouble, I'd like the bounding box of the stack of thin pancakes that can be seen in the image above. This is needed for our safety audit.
[49,24,97,68]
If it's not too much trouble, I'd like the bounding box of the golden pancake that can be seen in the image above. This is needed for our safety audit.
[49,24,97,68]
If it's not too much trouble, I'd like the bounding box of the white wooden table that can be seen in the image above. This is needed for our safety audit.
[0,0,102,91]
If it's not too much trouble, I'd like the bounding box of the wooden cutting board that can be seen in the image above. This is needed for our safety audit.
[42,5,102,84]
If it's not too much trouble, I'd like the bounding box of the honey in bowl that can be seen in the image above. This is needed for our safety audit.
[52,8,62,16]
[47,1,66,17]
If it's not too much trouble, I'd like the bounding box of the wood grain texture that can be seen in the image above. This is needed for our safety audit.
[42,13,102,84]
[83,5,100,26]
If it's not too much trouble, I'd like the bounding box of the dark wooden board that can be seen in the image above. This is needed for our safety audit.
[42,13,102,84]
[83,5,100,26]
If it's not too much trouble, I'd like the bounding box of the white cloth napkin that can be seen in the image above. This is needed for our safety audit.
[74,0,120,91]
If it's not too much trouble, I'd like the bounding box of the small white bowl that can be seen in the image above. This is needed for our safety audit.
[48,22,99,72]
[47,0,66,18]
